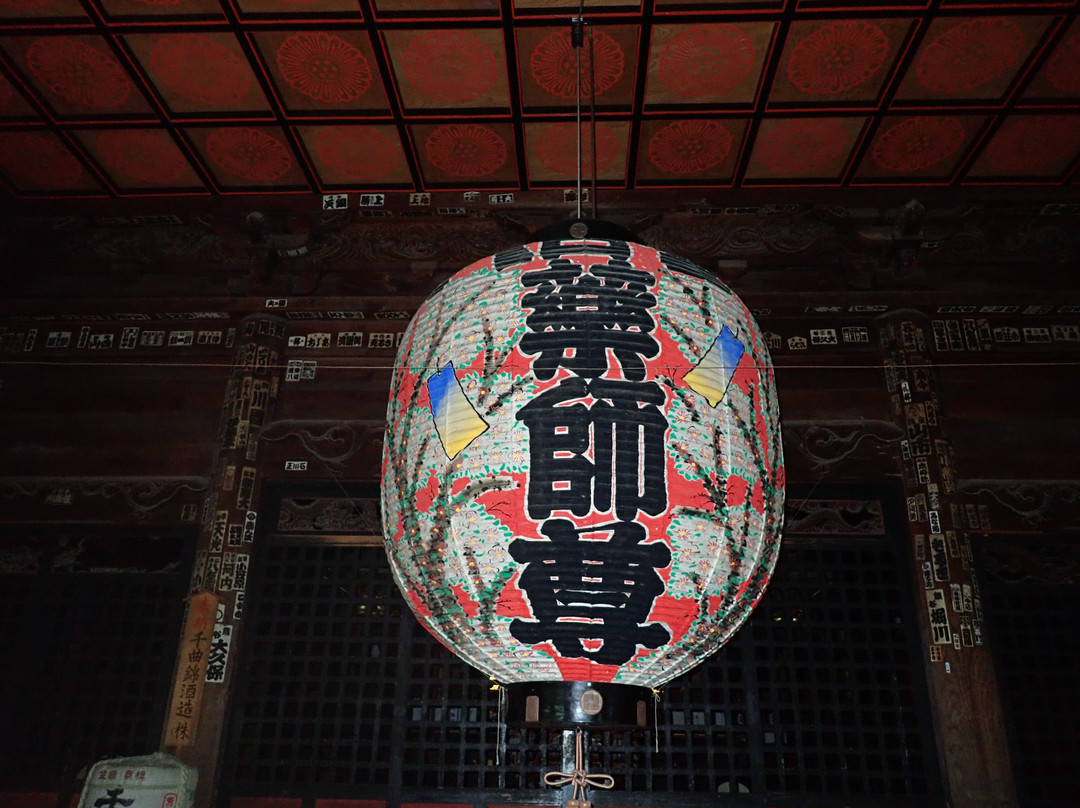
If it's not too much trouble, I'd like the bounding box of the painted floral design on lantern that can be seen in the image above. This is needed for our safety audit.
[658,25,755,98]
[426,123,507,178]
[871,116,965,173]
[648,120,732,175]
[96,130,188,185]
[916,17,1025,93]
[277,32,373,104]
[530,29,624,99]
[984,116,1080,174]
[26,37,131,109]
[756,119,850,175]
[313,127,403,182]
[1046,30,1080,94]
[206,127,293,182]
[787,21,889,95]
[536,121,619,177]
[381,240,783,687]
[150,35,251,106]
[0,131,85,187]
[403,30,496,104]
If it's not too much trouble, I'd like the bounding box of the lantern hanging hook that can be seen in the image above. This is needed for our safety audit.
[544,727,614,808]
[571,0,599,224]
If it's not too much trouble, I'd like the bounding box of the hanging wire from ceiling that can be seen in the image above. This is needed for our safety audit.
[588,22,598,221]
[572,0,599,224]
[573,11,584,222]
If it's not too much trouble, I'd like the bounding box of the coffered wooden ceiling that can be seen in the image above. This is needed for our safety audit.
[0,0,1078,201]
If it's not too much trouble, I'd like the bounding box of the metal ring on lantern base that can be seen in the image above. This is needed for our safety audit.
[506,681,654,728]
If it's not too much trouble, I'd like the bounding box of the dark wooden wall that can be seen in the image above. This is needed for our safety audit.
[1,207,1079,808]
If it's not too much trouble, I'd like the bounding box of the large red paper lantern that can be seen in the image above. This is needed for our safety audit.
[382,234,783,724]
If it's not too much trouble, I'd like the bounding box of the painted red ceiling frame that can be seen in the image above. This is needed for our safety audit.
[0,0,1078,199]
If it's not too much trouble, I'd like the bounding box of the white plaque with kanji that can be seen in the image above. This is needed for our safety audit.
[77,752,197,808]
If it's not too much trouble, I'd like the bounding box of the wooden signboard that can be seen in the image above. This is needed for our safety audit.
[164,591,218,748]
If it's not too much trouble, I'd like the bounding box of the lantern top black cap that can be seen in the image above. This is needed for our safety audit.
[532,218,640,244]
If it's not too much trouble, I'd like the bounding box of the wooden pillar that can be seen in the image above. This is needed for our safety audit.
[161,314,288,806]
[879,313,1017,808]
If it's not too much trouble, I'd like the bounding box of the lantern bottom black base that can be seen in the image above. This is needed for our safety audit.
[504,681,653,728]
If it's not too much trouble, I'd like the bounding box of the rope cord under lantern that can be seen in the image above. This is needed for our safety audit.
[544,728,615,808]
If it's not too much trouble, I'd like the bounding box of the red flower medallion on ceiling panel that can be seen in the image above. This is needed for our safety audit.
[1046,30,1080,94]
[657,25,754,99]
[149,34,251,106]
[403,31,495,104]
[26,37,131,109]
[756,118,851,175]
[871,116,966,173]
[536,121,619,176]
[983,116,1080,175]
[206,127,293,182]
[425,123,507,178]
[277,32,373,104]
[648,119,732,175]
[0,131,87,188]
[530,29,624,99]
[916,17,1025,93]
[95,130,190,185]
[312,127,404,183]
[787,21,889,95]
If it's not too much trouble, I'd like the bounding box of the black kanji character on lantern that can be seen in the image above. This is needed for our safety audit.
[519,258,659,381]
[516,377,667,520]
[94,788,134,808]
[494,243,537,271]
[590,377,668,520]
[509,518,671,665]
[517,377,593,518]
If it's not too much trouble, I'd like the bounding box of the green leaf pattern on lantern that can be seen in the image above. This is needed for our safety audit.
[383,242,783,686]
